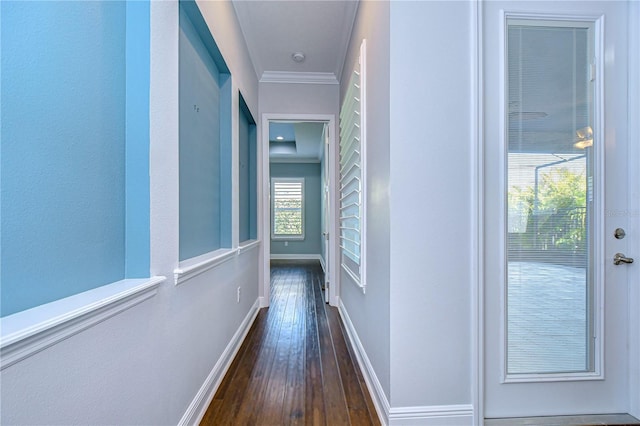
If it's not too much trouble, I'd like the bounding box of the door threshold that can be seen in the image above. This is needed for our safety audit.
[485,414,640,426]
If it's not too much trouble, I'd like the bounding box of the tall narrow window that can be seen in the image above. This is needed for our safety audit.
[339,39,366,287]
[271,178,305,240]
[506,19,595,376]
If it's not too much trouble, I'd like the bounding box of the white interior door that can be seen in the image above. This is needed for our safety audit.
[484,1,636,418]
[323,123,330,303]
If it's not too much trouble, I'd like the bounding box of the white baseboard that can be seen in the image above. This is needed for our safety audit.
[270,254,322,262]
[179,299,260,426]
[389,405,474,426]
[338,300,390,424]
[338,300,474,426]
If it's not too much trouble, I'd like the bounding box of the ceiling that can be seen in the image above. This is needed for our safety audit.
[232,0,359,83]
[232,1,352,162]
[269,122,326,162]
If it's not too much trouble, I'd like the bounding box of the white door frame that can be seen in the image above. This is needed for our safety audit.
[472,0,640,423]
[259,113,339,308]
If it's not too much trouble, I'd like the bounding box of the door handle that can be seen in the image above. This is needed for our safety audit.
[613,253,634,265]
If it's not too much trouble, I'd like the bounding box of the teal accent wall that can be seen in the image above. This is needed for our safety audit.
[178,3,231,260]
[126,1,151,277]
[270,163,322,255]
[1,1,150,316]
[238,95,257,242]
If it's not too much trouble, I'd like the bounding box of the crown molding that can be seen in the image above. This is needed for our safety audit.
[260,71,339,85]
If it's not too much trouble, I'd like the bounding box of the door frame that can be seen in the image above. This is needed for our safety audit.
[259,113,339,308]
[471,1,640,423]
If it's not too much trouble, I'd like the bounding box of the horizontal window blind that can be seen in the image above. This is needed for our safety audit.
[272,178,304,238]
[339,39,366,286]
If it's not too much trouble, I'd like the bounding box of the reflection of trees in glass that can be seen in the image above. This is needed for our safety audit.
[274,198,302,235]
[509,168,586,252]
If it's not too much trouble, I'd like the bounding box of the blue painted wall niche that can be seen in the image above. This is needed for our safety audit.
[238,93,257,243]
[0,1,150,317]
[270,163,322,255]
[178,2,232,261]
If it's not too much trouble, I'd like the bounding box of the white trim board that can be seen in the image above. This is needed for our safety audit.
[388,405,474,426]
[270,254,323,262]
[471,0,484,424]
[261,113,338,308]
[0,277,165,370]
[338,300,473,425]
[180,299,261,426]
[338,300,389,424]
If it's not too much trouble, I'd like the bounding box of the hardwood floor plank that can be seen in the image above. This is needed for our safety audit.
[201,261,379,426]
[281,275,306,425]
[325,306,381,426]
[311,264,351,425]
[304,266,326,426]
[337,308,381,425]
[229,268,291,424]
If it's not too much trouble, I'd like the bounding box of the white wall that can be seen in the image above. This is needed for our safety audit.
[1,2,261,424]
[338,0,392,411]
[388,0,473,409]
[258,81,340,305]
[338,1,474,423]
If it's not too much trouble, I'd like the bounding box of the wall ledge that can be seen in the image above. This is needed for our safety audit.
[174,248,237,285]
[238,239,261,255]
[0,276,165,370]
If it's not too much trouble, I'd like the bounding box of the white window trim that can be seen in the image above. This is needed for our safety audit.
[339,38,366,292]
[271,177,305,241]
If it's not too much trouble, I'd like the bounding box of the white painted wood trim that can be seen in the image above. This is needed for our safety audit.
[359,38,367,294]
[269,254,323,262]
[174,248,237,285]
[627,0,640,418]
[261,114,338,309]
[338,300,390,425]
[259,71,338,85]
[341,263,365,293]
[0,277,166,370]
[472,0,484,424]
[388,405,474,426]
[238,239,261,255]
[319,255,326,274]
[180,299,260,426]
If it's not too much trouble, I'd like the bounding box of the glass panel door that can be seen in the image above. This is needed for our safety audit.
[506,20,594,376]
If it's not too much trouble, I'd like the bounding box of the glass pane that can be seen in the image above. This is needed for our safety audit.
[506,21,594,375]
[273,181,303,236]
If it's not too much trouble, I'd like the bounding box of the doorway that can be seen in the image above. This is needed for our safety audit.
[480,0,640,420]
[260,114,338,308]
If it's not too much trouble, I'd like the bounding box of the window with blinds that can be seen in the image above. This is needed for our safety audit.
[271,178,305,240]
[339,39,366,287]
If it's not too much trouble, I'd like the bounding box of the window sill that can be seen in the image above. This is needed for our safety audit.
[174,248,237,286]
[0,276,165,370]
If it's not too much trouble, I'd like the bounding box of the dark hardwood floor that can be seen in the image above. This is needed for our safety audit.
[200,260,380,425]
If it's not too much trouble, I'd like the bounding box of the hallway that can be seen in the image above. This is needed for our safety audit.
[200,261,380,425]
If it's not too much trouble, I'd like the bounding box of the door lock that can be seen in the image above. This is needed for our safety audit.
[613,253,634,265]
